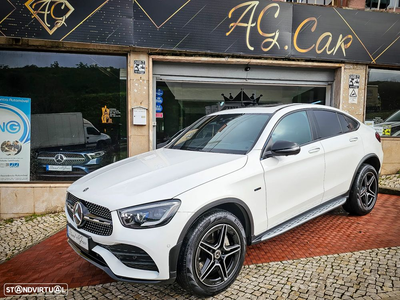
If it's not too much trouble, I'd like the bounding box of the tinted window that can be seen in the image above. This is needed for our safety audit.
[338,114,358,133]
[170,114,271,154]
[314,110,342,138]
[386,110,400,122]
[86,127,100,135]
[271,111,312,145]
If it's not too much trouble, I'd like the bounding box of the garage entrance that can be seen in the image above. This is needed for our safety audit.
[153,62,335,148]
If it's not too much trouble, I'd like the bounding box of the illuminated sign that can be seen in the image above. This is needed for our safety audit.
[101,106,112,124]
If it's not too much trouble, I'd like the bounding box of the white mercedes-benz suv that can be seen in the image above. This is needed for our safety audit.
[66,104,383,296]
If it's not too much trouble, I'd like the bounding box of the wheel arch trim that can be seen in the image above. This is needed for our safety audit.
[168,198,254,278]
[177,198,254,245]
[349,153,380,191]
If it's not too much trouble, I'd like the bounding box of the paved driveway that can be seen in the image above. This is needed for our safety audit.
[0,194,399,299]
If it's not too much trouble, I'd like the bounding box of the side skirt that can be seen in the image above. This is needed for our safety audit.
[251,194,348,245]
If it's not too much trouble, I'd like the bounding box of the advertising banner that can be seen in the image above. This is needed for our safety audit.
[132,0,399,66]
[133,0,293,59]
[0,0,133,46]
[0,96,31,181]
[0,0,398,66]
[291,5,400,66]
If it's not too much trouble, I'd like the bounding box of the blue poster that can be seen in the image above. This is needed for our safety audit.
[156,96,163,104]
[156,89,164,97]
[0,96,31,181]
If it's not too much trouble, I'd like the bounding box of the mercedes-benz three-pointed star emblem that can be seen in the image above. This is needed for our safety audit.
[73,202,84,227]
[54,153,66,164]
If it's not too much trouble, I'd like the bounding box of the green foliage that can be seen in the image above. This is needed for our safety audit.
[4,218,14,224]
[24,213,44,222]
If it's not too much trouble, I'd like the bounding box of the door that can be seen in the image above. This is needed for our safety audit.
[261,111,325,229]
[312,109,364,202]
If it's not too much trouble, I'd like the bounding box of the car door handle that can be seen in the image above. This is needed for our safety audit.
[349,137,358,142]
[308,147,321,154]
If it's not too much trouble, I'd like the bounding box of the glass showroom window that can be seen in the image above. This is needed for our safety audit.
[366,69,400,137]
[0,51,127,182]
[155,81,326,147]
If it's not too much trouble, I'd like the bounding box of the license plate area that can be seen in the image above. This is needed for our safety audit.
[67,225,90,251]
[46,165,72,171]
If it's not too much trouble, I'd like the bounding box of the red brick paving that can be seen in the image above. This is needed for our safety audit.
[0,194,399,297]
[245,193,400,265]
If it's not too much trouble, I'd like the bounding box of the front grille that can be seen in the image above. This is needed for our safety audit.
[101,244,159,272]
[67,193,112,220]
[38,153,88,165]
[37,169,88,177]
[66,193,113,236]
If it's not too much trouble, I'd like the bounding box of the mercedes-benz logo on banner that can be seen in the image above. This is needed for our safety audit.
[73,202,85,227]
[54,153,66,164]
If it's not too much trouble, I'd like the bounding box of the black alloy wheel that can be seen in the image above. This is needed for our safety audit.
[358,170,378,210]
[343,163,378,215]
[177,209,246,296]
[195,223,242,287]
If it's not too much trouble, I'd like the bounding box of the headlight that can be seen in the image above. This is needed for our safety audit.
[118,200,181,229]
[87,151,105,159]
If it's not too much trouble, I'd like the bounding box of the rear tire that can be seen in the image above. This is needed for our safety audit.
[177,209,246,296]
[343,164,378,215]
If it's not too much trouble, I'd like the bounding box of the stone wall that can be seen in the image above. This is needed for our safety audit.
[0,184,68,219]
[381,138,400,175]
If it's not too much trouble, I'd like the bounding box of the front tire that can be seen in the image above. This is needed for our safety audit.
[177,209,246,296]
[343,164,378,215]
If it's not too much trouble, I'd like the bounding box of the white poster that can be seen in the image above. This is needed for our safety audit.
[349,88,358,104]
[0,96,31,181]
[349,74,360,104]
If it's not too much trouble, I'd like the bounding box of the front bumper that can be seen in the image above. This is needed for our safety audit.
[67,237,177,284]
[65,207,191,283]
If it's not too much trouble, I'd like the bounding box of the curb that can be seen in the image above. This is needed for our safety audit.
[379,187,400,196]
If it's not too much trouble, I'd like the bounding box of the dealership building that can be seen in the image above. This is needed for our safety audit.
[0,0,399,219]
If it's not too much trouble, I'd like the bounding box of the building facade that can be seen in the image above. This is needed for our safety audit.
[0,0,399,218]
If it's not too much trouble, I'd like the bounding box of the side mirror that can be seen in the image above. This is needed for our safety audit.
[265,140,300,158]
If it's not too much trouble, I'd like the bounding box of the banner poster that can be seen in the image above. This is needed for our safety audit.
[0,96,31,181]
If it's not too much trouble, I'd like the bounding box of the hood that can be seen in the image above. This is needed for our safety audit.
[100,132,111,140]
[67,148,247,211]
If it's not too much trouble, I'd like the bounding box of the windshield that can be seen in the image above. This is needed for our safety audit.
[169,114,271,154]
[386,110,400,122]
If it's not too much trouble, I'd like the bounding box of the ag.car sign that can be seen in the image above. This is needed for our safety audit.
[0,96,31,181]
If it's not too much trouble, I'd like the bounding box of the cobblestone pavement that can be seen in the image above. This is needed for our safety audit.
[380,174,400,191]
[3,247,400,300]
[0,212,66,263]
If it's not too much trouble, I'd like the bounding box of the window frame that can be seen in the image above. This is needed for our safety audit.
[262,109,316,157]
[261,107,361,160]
[310,109,360,141]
